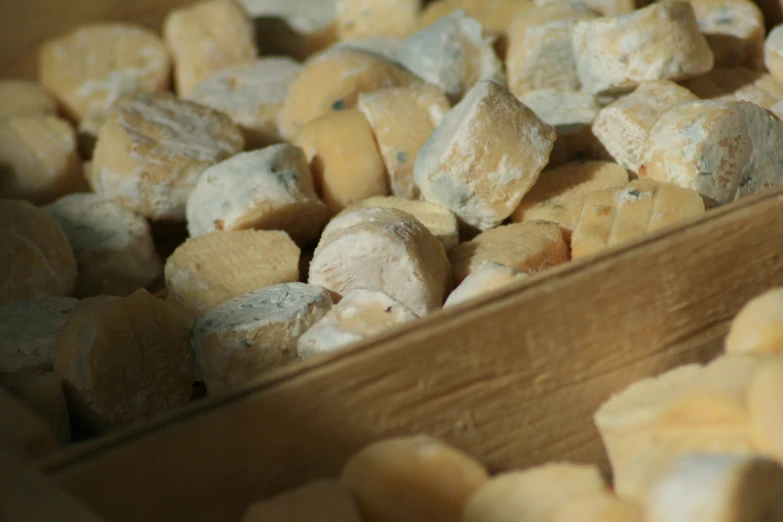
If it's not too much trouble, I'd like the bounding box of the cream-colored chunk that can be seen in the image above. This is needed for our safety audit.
[691,0,764,68]
[420,0,536,39]
[242,480,362,522]
[765,24,783,83]
[725,288,783,355]
[444,262,526,308]
[336,0,421,40]
[0,372,70,445]
[748,361,783,462]
[552,491,643,522]
[333,36,403,61]
[0,80,56,119]
[682,67,783,108]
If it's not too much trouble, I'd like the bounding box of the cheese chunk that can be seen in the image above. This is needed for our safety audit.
[0,80,56,119]
[91,92,245,221]
[464,463,606,522]
[333,36,403,60]
[292,110,388,216]
[512,161,629,241]
[448,221,568,286]
[340,435,489,522]
[163,0,257,97]
[691,0,764,68]
[592,81,699,173]
[194,283,333,394]
[297,289,417,358]
[638,100,783,205]
[54,289,193,434]
[242,480,362,522]
[279,48,420,140]
[546,0,636,15]
[552,492,643,522]
[682,67,783,108]
[165,229,300,320]
[765,25,783,83]
[571,180,705,258]
[309,208,450,316]
[337,0,420,40]
[186,145,327,245]
[0,200,77,305]
[414,81,556,231]
[357,84,451,199]
[420,0,536,38]
[748,361,783,461]
[444,262,526,308]
[726,289,783,355]
[38,23,170,121]
[337,196,459,250]
[571,0,714,95]
[0,372,70,445]
[185,58,303,148]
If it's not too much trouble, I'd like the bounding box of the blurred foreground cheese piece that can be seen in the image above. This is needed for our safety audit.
[194,283,333,394]
[765,25,783,82]
[0,200,77,305]
[414,81,555,231]
[165,229,299,320]
[464,463,605,522]
[444,262,526,308]
[38,23,170,121]
[310,208,450,316]
[726,288,783,355]
[297,289,416,358]
[748,361,783,461]
[186,144,327,245]
[333,36,403,60]
[682,67,783,107]
[448,222,568,286]
[242,480,362,522]
[91,92,244,221]
[571,0,714,95]
[0,80,56,119]
[341,435,489,522]
[639,100,783,205]
[420,0,536,39]
[46,193,162,297]
[512,161,629,242]
[552,491,643,522]
[690,0,764,68]
[357,84,450,199]
[163,0,257,97]
[185,57,303,148]
[0,372,70,445]
[54,289,193,433]
[336,0,421,40]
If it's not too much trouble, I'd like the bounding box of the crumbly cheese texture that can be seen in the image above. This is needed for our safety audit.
[357,84,451,199]
[448,221,569,286]
[444,261,526,308]
[186,144,327,245]
[309,208,451,316]
[0,80,57,119]
[690,0,764,68]
[0,115,86,205]
[571,0,714,95]
[54,289,193,434]
[38,23,170,121]
[682,67,783,108]
[163,0,257,97]
[185,58,303,148]
[340,435,489,522]
[765,25,783,83]
[0,200,77,306]
[0,372,71,445]
[194,283,333,394]
[552,491,643,522]
[297,289,417,358]
[414,80,556,231]
[45,193,162,297]
[725,288,783,355]
[91,92,244,221]
[336,0,420,40]
[242,480,363,522]
[638,100,783,205]
[292,109,388,216]
[512,161,630,241]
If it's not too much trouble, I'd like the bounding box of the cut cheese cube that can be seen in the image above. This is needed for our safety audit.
[242,480,362,522]
[91,92,245,221]
[292,109,388,216]
[38,23,170,121]
[340,435,489,522]
[691,0,764,68]
[165,229,300,320]
[552,491,643,522]
[0,80,56,119]
[0,372,70,445]
[448,221,568,286]
[682,67,783,108]
[357,84,451,199]
[725,288,783,355]
[592,80,699,173]
[163,0,257,97]
[512,161,629,242]
[46,193,162,297]
[336,0,421,40]
[193,283,333,394]
[54,289,193,434]
[0,200,77,305]
[443,261,526,308]
[570,180,705,258]
[571,0,714,95]
[309,207,450,316]
[638,100,783,205]
[333,36,403,61]
[297,289,417,358]
[414,80,556,231]
[185,57,303,148]
[397,10,504,104]
[748,361,783,462]
[185,144,327,245]
[765,24,783,83]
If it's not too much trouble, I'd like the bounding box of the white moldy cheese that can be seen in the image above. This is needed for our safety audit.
[683,67,783,108]
[690,0,764,69]
[0,371,71,445]
[414,80,556,231]
[396,10,504,104]
[444,262,526,308]
[571,0,714,95]
[725,288,783,355]
[766,25,783,82]
[297,289,417,358]
[336,0,420,41]
[193,283,333,394]
[91,92,245,221]
[638,100,783,205]
[0,80,56,119]
[242,480,362,522]
[185,144,328,245]
[309,208,450,316]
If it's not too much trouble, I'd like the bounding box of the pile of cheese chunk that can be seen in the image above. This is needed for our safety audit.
[3,0,783,444]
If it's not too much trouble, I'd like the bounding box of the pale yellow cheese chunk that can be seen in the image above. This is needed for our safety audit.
[552,491,643,522]
[682,67,783,108]
[242,480,362,522]
[541,0,636,15]
[340,435,489,522]
[725,289,783,355]
[332,36,403,61]
[443,261,526,308]
[420,0,536,39]
[0,80,57,119]
[748,361,783,462]
[337,0,421,40]
[0,372,70,445]
[690,0,764,69]
[765,24,783,83]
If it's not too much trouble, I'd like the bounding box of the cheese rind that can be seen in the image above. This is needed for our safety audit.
[0,372,71,445]
[0,80,57,119]
[725,289,783,355]
[444,262,525,308]
[690,0,764,69]
[336,0,421,40]
[242,480,362,522]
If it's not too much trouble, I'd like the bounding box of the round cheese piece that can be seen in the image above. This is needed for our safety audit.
[336,0,421,40]
[242,480,362,522]
[725,288,783,355]
[0,80,57,119]
[766,25,783,83]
